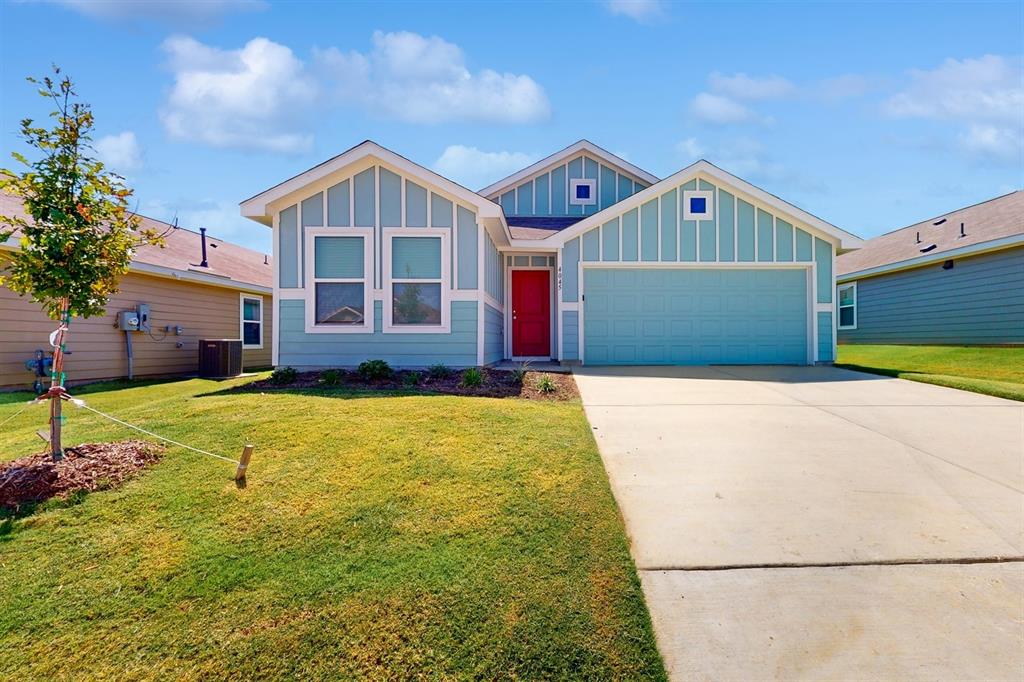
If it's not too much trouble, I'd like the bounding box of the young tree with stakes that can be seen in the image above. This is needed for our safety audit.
[0,68,165,460]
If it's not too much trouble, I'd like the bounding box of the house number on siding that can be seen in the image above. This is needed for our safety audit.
[557,266,562,291]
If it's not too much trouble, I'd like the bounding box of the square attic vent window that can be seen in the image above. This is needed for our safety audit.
[569,178,597,206]
[682,189,715,221]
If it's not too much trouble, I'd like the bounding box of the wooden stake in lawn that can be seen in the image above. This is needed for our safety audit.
[0,67,166,460]
[235,445,254,486]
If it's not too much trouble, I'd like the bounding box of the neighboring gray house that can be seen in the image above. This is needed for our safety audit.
[836,190,1023,345]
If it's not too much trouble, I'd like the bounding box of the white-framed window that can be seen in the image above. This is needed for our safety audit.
[837,282,857,330]
[304,227,374,334]
[569,178,597,206]
[383,227,450,334]
[682,189,715,221]
[240,294,263,349]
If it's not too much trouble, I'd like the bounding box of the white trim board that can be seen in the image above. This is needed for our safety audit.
[478,139,659,198]
[241,140,503,224]
[510,161,863,252]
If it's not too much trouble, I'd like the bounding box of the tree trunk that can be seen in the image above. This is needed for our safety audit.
[49,299,70,461]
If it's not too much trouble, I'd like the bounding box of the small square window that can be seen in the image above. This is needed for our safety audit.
[576,184,591,199]
[569,179,597,206]
[682,190,715,221]
[689,197,706,214]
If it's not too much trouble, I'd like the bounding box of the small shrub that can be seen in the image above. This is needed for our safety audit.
[428,363,452,380]
[269,366,297,385]
[358,359,393,381]
[403,371,422,387]
[461,367,484,388]
[510,361,530,385]
[319,368,342,386]
[537,374,557,394]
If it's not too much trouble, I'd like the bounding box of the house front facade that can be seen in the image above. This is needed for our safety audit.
[241,140,861,369]
[836,190,1023,346]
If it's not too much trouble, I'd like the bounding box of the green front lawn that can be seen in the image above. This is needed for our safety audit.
[836,345,1024,401]
[0,377,665,680]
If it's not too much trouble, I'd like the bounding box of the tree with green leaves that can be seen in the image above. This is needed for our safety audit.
[0,67,165,459]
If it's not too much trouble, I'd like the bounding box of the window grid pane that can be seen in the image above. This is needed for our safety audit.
[315,236,364,279]
[243,298,261,321]
[392,283,442,325]
[316,282,365,324]
[243,321,261,345]
[392,237,442,279]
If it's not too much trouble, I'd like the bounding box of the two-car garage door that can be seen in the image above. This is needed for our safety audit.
[582,268,809,365]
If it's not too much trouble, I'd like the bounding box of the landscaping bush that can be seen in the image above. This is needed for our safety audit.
[319,369,342,386]
[461,367,484,388]
[403,371,422,387]
[510,362,530,385]
[428,363,452,380]
[537,375,557,393]
[357,359,393,381]
[269,366,298,385]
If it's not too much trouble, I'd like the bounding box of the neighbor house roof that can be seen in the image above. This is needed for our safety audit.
[478,139,659,199]
[1,192,272,293]
[837,190,1024,280]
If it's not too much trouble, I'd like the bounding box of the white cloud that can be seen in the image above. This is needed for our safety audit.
[605,0,665,22]
[817,74,872,101]
[690,93,760,125]
[433,146,537,190]
[882,55,1023,163]
[47,0,264,26]
[675,137,704,160]
[94,131,142,172]
[703,138,826,194]
[707,72,795,100]
[315,30,550,124]
[958,124,1022,163]
[160,35,317,153]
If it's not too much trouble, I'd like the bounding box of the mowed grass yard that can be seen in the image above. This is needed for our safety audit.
[836,344,1024,401]
[0,376,665,680]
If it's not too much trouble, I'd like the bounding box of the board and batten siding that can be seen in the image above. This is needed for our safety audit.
[0,268,271,390]
[274,160,498,368]
[838,246,1024,345]
[558,176,837,362]
[493,153,649,217]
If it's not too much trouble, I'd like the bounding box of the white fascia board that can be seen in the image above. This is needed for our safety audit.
[478,139,659,198]
[837,233,1024,283]
[240,140,502,223]
[531,160,864,251]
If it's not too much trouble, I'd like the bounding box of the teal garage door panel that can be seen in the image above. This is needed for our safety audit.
[583,268,808,365]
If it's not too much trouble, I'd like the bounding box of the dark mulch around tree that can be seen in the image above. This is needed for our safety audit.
[245,368,580,401]
[0,439,164,511]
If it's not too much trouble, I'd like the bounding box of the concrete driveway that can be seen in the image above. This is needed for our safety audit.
[575,365,1023,681]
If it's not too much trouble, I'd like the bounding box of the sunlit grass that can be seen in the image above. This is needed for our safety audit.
[0,375,664,680]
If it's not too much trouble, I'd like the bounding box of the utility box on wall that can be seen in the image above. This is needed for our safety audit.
[198,339,242,378]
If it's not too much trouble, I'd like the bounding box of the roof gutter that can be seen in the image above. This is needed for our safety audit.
[837,233,1024,283]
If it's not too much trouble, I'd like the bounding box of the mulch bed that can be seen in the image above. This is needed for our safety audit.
[245,368,579,401]
[0,439,164,512]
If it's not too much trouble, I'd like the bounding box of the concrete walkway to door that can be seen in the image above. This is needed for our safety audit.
[574,365,1023,680]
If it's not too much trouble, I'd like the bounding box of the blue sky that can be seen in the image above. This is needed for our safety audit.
[1,0,1021,254]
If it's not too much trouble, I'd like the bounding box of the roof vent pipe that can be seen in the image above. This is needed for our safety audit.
[199,227,209,268]
[916,231,921,244]
[960,222,966,238]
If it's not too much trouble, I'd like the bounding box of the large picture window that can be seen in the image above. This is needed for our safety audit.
[384,229,450,333]
[240,295,263,348]
[837,282,857,330]
[305,229,373,333]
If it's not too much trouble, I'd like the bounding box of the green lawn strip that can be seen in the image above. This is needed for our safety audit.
[0,377,665,680]
[836,345,1024,402]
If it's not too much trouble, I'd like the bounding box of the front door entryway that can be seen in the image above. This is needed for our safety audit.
[511,270,551,357]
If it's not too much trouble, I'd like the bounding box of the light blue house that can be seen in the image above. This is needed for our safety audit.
[240,140,862,368]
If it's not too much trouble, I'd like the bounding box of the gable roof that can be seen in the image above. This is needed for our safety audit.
[240,140,503,225]
[1,192,272,293]
[478,139,659,198]
[837,190,1024,279]
[512,159,863,250]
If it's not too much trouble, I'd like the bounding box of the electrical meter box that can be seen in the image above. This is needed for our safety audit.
[118,311,140,331]
[137,304,151,332]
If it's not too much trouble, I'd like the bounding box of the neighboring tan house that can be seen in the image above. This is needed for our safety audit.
[1,193,273,390]
[836,190,1024,346]
[240,139,861,368]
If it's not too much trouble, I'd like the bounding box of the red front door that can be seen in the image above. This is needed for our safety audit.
[511,270,551,357]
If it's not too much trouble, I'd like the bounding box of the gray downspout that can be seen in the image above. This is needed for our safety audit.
[125,329,134,380]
